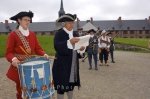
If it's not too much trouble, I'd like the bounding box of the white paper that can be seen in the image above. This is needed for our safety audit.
[74,35,91,50]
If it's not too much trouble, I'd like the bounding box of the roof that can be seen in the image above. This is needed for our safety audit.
[0,20,150,33]
[82,22,97,31]
[92,20,150,30]
[0,22,56,32]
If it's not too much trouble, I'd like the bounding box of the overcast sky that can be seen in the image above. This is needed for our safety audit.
[0,0,150,22]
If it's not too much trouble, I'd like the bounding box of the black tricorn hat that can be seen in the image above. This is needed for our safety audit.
[10,11,34,22]
[56,13,76,22]
[87,29,96,33]
[106,32,112,35]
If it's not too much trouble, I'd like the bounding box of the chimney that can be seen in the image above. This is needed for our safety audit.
[86,20,90,23]
[118,16,122,22]
[90,17,93,24]
[77,18,80,29]
[5,20,11,31]
[145,18,147,20]
[5,20,9,25]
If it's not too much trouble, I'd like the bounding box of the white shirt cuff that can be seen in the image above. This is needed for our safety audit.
[67,40,73,49]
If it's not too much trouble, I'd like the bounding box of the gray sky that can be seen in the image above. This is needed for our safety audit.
[0,0,150,22]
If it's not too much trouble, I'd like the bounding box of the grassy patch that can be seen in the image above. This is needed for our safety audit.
[0,35,55,57]
[0,34,7,57]
[1,35,150,57]
[37,35,55,56]
[114,38,150,49]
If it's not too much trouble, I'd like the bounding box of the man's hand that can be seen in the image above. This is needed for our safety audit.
[44,54,49,59]
[70,37,80,45]
[98,48,101,53]
[79,46,85,51]
[12,58,20,67]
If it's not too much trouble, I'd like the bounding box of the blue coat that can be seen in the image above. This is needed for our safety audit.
[52,29,81,91]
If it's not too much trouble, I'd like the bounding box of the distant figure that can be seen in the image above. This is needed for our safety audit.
[107,32,115,63]
[77,28,84,36]
[98,30,110,66]
[148,39,150,49]
[87,29,98,70]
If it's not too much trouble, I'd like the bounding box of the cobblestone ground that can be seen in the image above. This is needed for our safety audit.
[0,51,150,99]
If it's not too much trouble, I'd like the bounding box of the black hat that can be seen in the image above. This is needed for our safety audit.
[78,27,83,30]
[10,11,34,22]
[87,29,96,33]
[56,13,76,22]
[106,32,112,35]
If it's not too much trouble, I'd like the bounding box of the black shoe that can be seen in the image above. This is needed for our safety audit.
[112,61,115,63]
[89,67,92,70]
[99,63,103,66]
[105,63,109,66]
[95,67,98,70]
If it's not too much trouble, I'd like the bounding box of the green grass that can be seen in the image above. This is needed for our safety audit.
[37,35,55,56]
[0,34,55,57]
[1,35,150,57]
[114,38,150,49]
[0,35,7,57]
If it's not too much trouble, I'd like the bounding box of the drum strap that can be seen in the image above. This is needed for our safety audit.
[15,29,31,54]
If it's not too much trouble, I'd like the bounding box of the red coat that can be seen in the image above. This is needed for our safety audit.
[5,30,45,82]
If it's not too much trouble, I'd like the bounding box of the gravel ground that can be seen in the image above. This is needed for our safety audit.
[0,51,150,99]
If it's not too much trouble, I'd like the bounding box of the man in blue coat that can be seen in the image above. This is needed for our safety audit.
[52,13,85,99]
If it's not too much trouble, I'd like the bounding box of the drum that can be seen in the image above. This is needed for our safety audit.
[18,57,55,99]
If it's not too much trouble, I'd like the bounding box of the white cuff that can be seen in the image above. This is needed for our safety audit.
[12,57,17,62]
[77,48,86,55]
[67,40,73,49]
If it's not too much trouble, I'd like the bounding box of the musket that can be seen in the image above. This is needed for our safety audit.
[82,29,120,62]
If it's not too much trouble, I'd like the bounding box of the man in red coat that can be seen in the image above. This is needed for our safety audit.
[5,11,49,99]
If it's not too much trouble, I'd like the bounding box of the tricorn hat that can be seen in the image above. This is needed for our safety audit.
[56,13,76,22]
[87,29,96,33]
[106,32,112,35]
[10,11,34,22]
[78,27,83,30]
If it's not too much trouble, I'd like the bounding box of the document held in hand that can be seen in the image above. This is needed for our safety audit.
[74,35,91,50]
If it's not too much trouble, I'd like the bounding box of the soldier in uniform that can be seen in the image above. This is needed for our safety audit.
[87,29,98,70]
[5,11,49,99]
[98,30,110,66]
[107,32,115,63]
